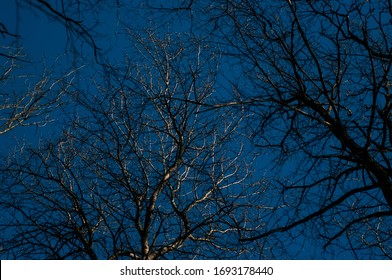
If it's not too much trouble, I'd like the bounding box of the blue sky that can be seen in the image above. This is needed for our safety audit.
[0,0,347,260]
[1,0,391,260]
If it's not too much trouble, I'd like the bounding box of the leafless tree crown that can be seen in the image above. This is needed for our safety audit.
[1,0,392,259]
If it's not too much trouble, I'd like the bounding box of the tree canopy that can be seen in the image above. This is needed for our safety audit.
[1,0,391,259]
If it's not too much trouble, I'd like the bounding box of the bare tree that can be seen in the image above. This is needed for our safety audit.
[0,33,267,259]
[0,45,77,136]
[5,0,391,259]
[1,1,88,138]
[203,0,392,258]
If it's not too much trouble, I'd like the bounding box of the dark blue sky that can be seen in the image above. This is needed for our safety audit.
[0,1,328,260]
[0,0,345,260]
[1,0,390,260]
